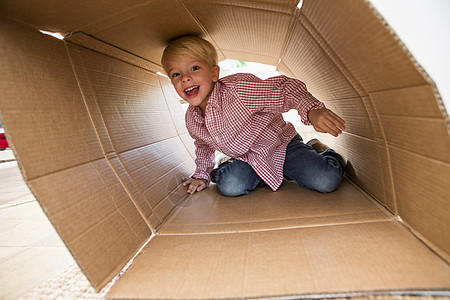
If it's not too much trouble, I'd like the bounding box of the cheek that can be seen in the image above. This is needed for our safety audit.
[175,88,184,98]
[177,88,189,100]
[172,82,183,96]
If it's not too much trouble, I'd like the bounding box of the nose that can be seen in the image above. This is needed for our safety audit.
[182,74,191,83]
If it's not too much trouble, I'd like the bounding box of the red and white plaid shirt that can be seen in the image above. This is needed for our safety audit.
[186,73,324,191]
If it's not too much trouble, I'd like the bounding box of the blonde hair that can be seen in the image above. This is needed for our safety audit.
[161,35,218,74]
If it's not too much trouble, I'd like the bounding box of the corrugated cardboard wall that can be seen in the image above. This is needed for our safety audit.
[0,9,205,289]
[298,0,450,255]
[1,0,449,287]
[0,16,154,289]
[66,43,196,230]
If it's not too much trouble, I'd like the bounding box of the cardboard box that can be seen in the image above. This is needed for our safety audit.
[0,0,449,298]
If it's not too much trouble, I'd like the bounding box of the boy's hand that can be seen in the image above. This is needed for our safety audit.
[308,108,346,137]
[182,177,207,194]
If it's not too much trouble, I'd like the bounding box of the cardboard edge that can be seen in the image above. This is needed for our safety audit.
[396,216,450,265]
[65,31,163,74]
[106,220,450,299]
[157,218,394,237]
[0,114,101,291]
[280,5,401,215]
[360,94,398,213]
[292,2,404,215]
[0,18,113,290]
[12,158,108,291]
[344,174,396,216]
[293,10,366,97]
[64,40,160,230]
[98,234,156,296]
[3,19,155,290]
[365,0,449,132]
[156,179,397,235]
[208,289,450,300]
[153,183,207,232]
[105,289,450,300]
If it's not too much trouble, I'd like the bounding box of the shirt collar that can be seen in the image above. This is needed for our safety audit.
[187,80,223,122]
[188,105,204,123]
[206,81,222,111]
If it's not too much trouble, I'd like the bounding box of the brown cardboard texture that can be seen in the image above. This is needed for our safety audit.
[0,0,449,298]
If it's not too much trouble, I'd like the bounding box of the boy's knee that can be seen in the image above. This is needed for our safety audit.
[217,176,249,197]
[313,177,341,193]
[311,170,342,193]
[215,160,259,197]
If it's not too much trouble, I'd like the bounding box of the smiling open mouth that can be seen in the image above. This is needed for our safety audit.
[184,85,199,97]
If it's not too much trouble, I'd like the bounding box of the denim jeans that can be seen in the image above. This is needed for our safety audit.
[215,134,345,197]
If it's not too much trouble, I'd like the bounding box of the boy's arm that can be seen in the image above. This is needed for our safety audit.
[236,74,345,136]
[184,106,215,194]
[185,138,215,192]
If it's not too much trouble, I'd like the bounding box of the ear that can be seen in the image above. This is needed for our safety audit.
[211,65,220,82]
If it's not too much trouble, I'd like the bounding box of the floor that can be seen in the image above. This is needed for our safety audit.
[0,148,93,299]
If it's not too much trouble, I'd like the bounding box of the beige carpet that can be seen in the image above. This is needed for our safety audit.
[19,263,108,300]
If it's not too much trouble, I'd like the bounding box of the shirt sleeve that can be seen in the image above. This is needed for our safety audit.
[233,74,325,125]
[185,106,216,185]
[191,137,215,185]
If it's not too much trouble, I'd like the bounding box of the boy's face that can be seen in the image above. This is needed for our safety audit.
[166,55,220,112]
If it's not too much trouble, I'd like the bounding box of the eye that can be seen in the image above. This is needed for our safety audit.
[171,72,180,78]
[191,65,200,71]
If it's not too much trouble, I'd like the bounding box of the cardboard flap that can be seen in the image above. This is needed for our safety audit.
[0,16,152,290]
[107,221,450,299]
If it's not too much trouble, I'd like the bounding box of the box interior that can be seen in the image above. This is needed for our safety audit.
[0,0,449,298]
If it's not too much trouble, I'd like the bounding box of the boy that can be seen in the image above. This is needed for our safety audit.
[162,35,346,197]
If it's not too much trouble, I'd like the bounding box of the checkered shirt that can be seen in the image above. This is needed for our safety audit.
[186,73,325,191]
